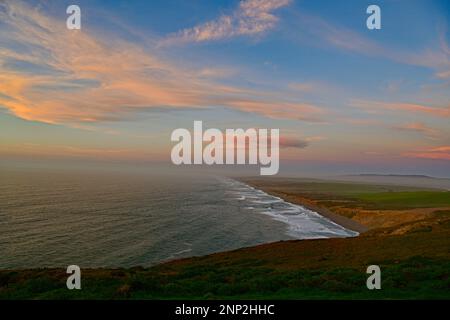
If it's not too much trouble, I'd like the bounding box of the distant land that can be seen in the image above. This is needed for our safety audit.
[349,174,444,179]
[336,174,450,191]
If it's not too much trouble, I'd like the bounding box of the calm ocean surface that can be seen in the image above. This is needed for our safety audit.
[0,168,357,269]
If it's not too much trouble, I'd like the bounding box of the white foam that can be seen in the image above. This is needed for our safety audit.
[222,178,359,240]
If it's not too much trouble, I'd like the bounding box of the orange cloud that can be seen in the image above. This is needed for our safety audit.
[393,122,439,138]
[0,1,322,125]
[226,100,324,121]
[425,146,450,153]
[404,146,450,161]
[351,100,450,118]
[338,117,382,126]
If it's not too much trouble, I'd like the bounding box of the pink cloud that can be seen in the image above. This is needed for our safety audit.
[351,100,450,118]
[403,146,450,161]
[393,122,439,138]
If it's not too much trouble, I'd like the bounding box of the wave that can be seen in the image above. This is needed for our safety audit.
[222,178,359,239]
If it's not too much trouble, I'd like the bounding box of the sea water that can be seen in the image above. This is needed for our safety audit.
[0,167,357,268]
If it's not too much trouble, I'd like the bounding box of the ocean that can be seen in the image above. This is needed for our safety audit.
[0,167,357,269]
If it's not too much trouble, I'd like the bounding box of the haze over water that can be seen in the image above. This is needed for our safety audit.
[0,166,356,269]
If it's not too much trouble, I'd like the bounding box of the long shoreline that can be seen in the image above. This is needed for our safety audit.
[241,180,368,234]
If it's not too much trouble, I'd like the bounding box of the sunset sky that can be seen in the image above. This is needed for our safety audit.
[0,0,449,176]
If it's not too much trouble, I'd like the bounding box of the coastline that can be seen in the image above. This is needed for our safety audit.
[1,178,449,299]
[241,179,368,234]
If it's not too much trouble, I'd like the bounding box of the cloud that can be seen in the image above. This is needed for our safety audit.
[162,0,291,45]
[428,146,450,152]
[393,122,439,139]
[279,136,309,149]
[197,67,237,79]
[403,146,450,161]
[278,135,325,154]
[0,1,322,125]
[339,117,381,126]
[351,100,450,118]
[226,100,324,121]
[288,82,316,93]
[289,12,450,80]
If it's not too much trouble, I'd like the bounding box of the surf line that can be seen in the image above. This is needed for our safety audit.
[171,121,279,175]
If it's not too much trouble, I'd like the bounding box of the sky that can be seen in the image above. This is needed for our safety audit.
[0,0,449,177]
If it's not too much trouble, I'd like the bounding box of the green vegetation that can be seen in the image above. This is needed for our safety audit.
[0,256,449,300]
[356,191,450,210]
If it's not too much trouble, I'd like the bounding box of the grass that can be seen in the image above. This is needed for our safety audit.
[1,257,449,300]
[355,191,450,210]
